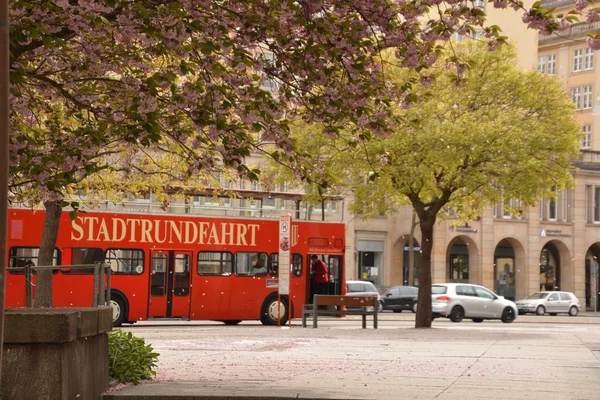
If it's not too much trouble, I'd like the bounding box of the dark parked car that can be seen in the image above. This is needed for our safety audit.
[381,286,418,313]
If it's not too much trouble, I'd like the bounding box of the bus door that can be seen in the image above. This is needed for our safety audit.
[308,254,343,303]
[327,255,343,295]
[148,250,192,319]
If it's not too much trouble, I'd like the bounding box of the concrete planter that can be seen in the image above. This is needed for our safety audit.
[2,307,112,400]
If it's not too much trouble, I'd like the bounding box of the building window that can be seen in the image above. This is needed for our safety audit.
[538,56,545,73]
[548,197,557,221]
[583,85,593,109]
[453,32,465,42]
[547,54,556,74]
[585,48,594,70]
[574,48,583,72]
[472,0,485,9]
[495,198,523,219]
[561,190,570,222]
[572,87,582,109]
[586,185,592,223]
[582,124,592,149]
[595,187,600,223]
[262,197,276,207]
[261,52,277,91]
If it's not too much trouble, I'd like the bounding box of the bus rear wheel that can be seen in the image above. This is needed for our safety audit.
[260,296,289,325]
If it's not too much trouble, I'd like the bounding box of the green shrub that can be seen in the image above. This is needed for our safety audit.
[108,329,160,384]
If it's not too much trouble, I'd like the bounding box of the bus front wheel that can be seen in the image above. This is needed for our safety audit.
[110,293,127,327]
[260,296,289,326]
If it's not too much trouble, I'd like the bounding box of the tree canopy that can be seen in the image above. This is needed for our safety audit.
[8,0,588,204]
[268,41,581,327]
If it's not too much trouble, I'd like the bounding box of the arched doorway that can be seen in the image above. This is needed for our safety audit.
[447,236,478,284]
[493,238,526,300]
[494,240,516,300]
[540,243,560,291]
[584,244,600,311]
[402,239,420,286]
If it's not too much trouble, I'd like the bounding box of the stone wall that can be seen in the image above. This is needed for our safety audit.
[1,307,112,400]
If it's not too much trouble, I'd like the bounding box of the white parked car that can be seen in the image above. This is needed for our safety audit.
[431,283,517,323]
[514,291,580,316]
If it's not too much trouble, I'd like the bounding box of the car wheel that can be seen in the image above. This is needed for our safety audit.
[449,306,464,323]
[411,302,417,313]
[377,301,384,313]
[549,313,557,316]
[535,305,545,316]
[393,310,402,313]
[569,306,579,317]
[260,295,289,325]
[110,293,127,327]
[472,318,483,323]
[501,307,516,323]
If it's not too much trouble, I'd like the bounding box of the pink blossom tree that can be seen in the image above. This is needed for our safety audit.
[6,1,590,307]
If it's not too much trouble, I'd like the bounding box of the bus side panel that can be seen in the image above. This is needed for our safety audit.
[6,273,28,307]
[53,274,95,308]
[111,275,150,322]
[189,274,233,320]
[226,276,272,320]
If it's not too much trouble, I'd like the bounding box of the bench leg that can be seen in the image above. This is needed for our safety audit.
[313,312,318,328]
[302,313,307,328]
[374,311,378,329]
[362,314,366,329]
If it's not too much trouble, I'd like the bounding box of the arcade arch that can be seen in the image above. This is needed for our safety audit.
[539,240,572,292]
[584,243,600,311]
[447,236,479,284]
[391,235,421,287]
[493,238,526,301]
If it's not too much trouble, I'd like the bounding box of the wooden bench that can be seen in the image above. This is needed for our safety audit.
[301,294,378,329]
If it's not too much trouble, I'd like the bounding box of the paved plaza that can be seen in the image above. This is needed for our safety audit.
[104,315,600,400]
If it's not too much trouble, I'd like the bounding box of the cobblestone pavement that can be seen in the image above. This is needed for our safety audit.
[104,316,600,399]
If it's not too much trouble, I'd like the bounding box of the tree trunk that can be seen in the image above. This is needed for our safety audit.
[33,200,62,307]
[408,212,417,286]
[415,216,435,328]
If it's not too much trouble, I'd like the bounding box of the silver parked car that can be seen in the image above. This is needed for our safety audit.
[346,280,382,312]
[514,291,580,316]
[431,283,517,323]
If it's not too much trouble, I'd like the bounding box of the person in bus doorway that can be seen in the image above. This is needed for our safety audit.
[311,255,329,296]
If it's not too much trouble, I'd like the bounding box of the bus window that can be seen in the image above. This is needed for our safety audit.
[63,247,104,274]
[151,253,167,296]
[197,251,233,276]
[270,253,303,277]
[106,249,144,274]
[174,253,190,296]
[269,253,278,275]
[8,247,60,274]
[236,252,268,276]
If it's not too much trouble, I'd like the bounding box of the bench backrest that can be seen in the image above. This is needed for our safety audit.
[314,295,377,307]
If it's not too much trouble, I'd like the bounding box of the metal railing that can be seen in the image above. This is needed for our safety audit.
[10,262,111,308]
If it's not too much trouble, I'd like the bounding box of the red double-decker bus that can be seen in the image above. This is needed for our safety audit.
[6,208,346,326]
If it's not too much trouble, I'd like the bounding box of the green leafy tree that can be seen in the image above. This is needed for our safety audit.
[272,42,581,328]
